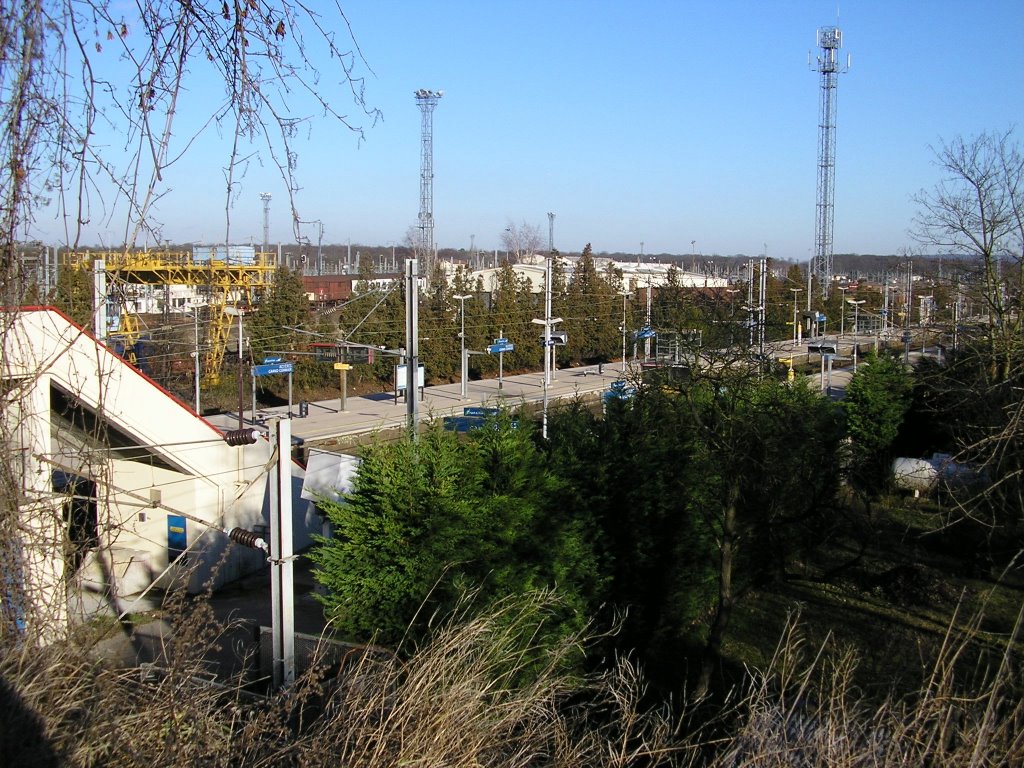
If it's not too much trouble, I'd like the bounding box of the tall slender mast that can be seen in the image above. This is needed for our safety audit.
[811,26,849,299]
[259,192,272,253]
[414,89,443,276]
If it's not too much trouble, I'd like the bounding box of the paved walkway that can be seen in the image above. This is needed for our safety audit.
[206,337,918,442]
[206,362,629,442]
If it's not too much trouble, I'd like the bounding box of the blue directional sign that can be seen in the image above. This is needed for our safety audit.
[489,342,515,354]
[603,380,637,403]
[464,407,500,417]
[634,326,656,340]
[263,356,282,363]
[252,362,294,376]
[443,415,485,432]
[494,337,509,345]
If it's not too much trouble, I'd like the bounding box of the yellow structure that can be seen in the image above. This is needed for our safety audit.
[63,250,277,384]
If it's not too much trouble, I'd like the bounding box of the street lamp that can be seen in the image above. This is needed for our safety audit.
[618,290,632,373]
[531,252,561,439]
[847,298,865,372]
[838,285,848,336]
[790,288,803,346]
[846,298,865,336]
[454,294,472,400]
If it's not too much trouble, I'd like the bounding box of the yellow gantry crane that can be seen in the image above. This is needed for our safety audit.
[63,248,277,385]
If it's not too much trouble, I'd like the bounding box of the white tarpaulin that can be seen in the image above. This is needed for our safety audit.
[300,450,361,503]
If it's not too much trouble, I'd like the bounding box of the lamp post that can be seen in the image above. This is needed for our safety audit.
[847,298,865,371]
[223,306,245,429]
[790,288,803,347]
[846,298,865,335]
[454,293,472,400]
[618,290,632,373]
[838,285,848,336]
[531,253,561,439]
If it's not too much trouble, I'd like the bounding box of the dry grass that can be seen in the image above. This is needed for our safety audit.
[714,607,1024,767]
[1,591,1021,766]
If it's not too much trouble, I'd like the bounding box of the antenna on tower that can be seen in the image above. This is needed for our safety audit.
[259,192,272,253]
[414,89,443,276]
[810,26,849,299]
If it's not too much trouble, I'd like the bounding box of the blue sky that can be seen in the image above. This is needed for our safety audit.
[42,0,1024,259]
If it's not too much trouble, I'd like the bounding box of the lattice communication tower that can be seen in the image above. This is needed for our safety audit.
[811,26,849,298]
[414,89,443,271]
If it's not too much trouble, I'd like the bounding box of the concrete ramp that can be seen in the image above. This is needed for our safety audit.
[5,307,238,475]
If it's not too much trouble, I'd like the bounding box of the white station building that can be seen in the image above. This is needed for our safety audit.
[2,307,331,635]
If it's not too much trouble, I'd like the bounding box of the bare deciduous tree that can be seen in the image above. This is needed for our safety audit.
[1,0,381,285]
[500,219,544,263]
[1,1,378,643]
[911,130,1024,541]
[912,129,1023,380]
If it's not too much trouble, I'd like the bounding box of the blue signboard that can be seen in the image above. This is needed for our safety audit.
[263,356,282,363]
[252,362,294,376]
[167,514,188,564]
[464,407,500,417]
[634,326,656,340]
[444,414,518,432]
[494,337,509,344]
[488,342,515,354]
[443,415,485,432]
[603,380,637,403]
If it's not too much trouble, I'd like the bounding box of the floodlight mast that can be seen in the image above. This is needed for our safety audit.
[260,193,272,253]
[810,26,849,299]
[414,89,443,277]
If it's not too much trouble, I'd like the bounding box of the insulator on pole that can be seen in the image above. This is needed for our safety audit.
[228,527,268,552]
[224,428,259,445]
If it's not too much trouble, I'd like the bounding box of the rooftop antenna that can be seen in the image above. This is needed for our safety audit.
[414,89,443,276]
[810,26,850,299]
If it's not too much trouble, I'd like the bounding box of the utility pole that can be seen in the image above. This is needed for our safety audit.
[547,213,556,382]
[531,253,561,440]
[193,307,201,414]
[93,259,107,341]
[758,255,767,362]
[619,291,632,374]
[455,293,472,400]
[269,417,295,688]
[645,273,653,362]
[791,288,803,345]
[405,259,420,437]
[847,298,865,370]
